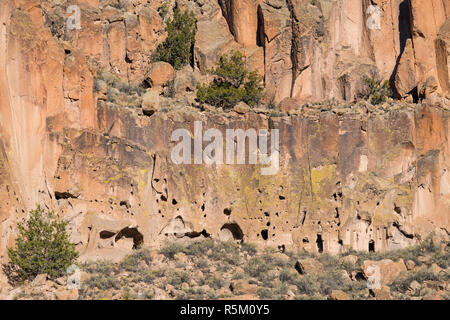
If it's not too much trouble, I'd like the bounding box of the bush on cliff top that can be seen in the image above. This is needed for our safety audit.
[197,51,264,108]
[154,8,197,70]
[4,206,78,283]
[362,75,392,105]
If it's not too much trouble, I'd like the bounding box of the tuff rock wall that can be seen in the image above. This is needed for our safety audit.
[0,0,449,264]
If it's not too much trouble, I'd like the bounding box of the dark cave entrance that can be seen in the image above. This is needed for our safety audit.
[221,223,244,241]
[115,227,144,250]
[369,240,375,252]
[316,234,324,253]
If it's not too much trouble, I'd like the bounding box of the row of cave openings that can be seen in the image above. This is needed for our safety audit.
[97,223,377,253]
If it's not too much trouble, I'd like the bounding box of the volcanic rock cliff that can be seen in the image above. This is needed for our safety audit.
[0,0,449,267]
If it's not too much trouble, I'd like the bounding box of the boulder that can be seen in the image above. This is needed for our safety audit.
[145,62,175,87]
[405,260,416,271]
[295,258,324,275]
[142,89,160,116]
[330,290,350,300]
[230,279,258,295]
[429,263,444,275]
[362,259,407,286]
[234,102,250,114]
[408,280,421,293]
[172,67,198,96]
[55,288,79,300]
[31,274,48,287]
[372,285,392,300]
[272,252,290,264]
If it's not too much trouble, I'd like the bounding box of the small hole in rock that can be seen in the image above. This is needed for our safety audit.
[261,229,269,240]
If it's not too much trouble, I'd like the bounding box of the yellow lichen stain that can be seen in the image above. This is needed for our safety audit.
[311,164,337,199]
[372,210,399,226]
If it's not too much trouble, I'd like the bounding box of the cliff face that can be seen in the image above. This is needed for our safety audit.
[0,0,449,264]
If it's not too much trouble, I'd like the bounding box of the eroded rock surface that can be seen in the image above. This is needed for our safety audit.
[0,0,449,267]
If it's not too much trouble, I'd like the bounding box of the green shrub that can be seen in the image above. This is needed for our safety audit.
[245,256,272,279]
[5,206,78,282]
[316,270,350,295]
[176,287,217,300]
[139,268,165,283]
[158,1,170,19]
[86,274,120,290]
[294,274,319,296]
[194,257,209,269]
[362,75,392,105]
[279,268,298,283]
[391,268,446,293]
[167,270,190,287]
[317,253,339,268]
[240,242,258,256]
[119,249,152,272]
[205,275,225,290]
[244,253,287,280]
[154,8,197,70]
[83,260,117,275]
[197,51,264,108]
[160,242,184,259]
[272,281,289,298]
[257,287,273,299]
[183,238,216,257]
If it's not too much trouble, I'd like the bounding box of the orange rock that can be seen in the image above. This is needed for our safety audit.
[295,258,324,276]
[362,259,407,286]
[230,279,259,295]
[330,290,350,300]
[145,62,175,87]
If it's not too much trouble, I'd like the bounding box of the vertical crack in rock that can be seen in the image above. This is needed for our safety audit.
[286,0,299,98]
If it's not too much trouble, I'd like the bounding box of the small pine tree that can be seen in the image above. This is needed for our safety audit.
[5,206,78,282]
[197,51,264,108]
[363,75,392,105]
[154,8,197,70]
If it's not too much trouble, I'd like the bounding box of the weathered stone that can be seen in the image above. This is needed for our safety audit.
[172,67,199,96]
[362,260,407,286]
[0,0,449,275]
[330,290,350,300]
[409,280,421,292]
[405,260,416,271]
[55,288,79,300]
[372,285,392,300]
[429,263,444,275]
[234,102,251,114]
[394,39,416,98]
[142,89,160,116]
[145,62,175,88]
[295,258,324,275]
[279,98,301,114]
[230,279,258,295]
[31,274,48,287]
